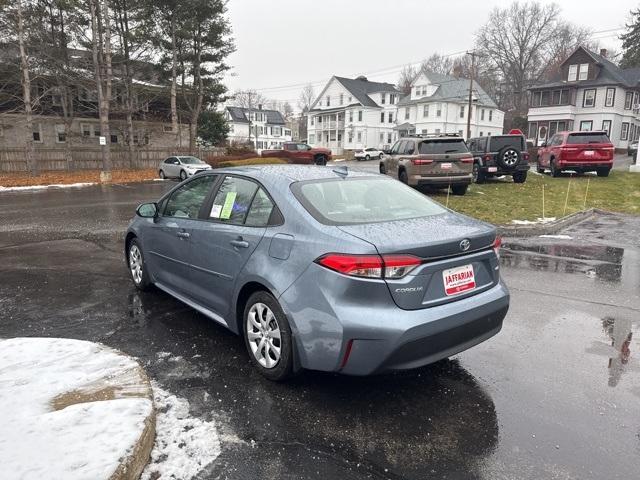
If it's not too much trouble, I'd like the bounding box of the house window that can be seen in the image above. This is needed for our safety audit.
[78,87,97,102]
[583,89,596,108]
[387,133,392,143]
[568,65,578,82]
[459,105,465,118]
[273,126,281,136]
[55,124,66,143]
[602,120,612,137]
[81,123,92,137]
[311,116,315,126]
[380,112,385,123]
[423,105,429,117]
[625,92,633,109]
[458,130,463,136]
[579,120,593,131]
[381,93,386,104]
[605,88,615,107]
[347,134,352,143]
[309,134,315,143]
[532,91,541,106]
[489,110,493,121]
[560,90,570,104]
[348,111,353,122]
[389,94,395,104]
[479,131,483,136]
[481,109,485,121]
[348,96,352,102]
[110,134,118,144]
[404,108,409,120]
[326,95,330,106]
[32,123,42,142]
[578,63,589,81]
[435,128,441,134]
[388,112,393,123]
[436,104,442,117]
[358,110,362,121]
[163,125,173,133]
[635,92,639,106]
[51,89,63,106]
[339,94,343,105]
[621,122,629,140]
[357,132,362,142]
[528,122,538,139]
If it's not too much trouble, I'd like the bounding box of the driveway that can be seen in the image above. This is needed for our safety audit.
[0,181,638,479]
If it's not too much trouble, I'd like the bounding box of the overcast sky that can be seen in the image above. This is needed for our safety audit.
[223,0,635,107]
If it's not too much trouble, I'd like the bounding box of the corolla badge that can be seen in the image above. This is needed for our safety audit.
[459,239,471,251]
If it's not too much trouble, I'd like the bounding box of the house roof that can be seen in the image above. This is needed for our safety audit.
[393,122,415,130]
[334,76,401,107]
[225,106,286,125]
[397,70,498,108]
[530,46,640,90]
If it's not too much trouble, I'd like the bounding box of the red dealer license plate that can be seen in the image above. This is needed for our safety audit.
[443,264,476,296]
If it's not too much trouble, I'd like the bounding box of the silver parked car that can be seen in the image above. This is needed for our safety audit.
[159,155,212,181]
[126,165,509,381]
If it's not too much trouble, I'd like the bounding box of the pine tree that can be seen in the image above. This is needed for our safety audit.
[620,8,640,69]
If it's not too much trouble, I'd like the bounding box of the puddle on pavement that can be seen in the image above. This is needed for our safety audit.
[586,316,638,388]
[501,240,625,282]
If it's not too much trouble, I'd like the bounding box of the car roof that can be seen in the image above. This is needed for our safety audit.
[211,164,378,184]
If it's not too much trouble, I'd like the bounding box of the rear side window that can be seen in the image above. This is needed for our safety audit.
[293,177,445,225]
[245,188,275,226]
[403,141,416,154]
[418,139,468,154]
[566,132,610,144]
[489,136,524,151]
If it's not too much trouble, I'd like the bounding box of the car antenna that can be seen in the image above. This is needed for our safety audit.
[332,165,349,177]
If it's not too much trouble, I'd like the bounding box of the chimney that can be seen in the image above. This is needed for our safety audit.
[258,104,262,110]
[600,48,608,58]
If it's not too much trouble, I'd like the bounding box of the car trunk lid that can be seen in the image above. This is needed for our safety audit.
[338,212,500,310]
[562,132,614,162]
[414,138,473,176]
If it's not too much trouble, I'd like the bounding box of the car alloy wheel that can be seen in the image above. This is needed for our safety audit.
[379,153,383,159]
[246,302,282,369]
[159,170,166,179]
[129,244,143,285]
[180,170,187,180]
[502,148,519,167]
[365,154,370,160]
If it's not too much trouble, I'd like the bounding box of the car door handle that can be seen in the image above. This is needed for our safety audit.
[176,231,190,239]
[230,238,249,249]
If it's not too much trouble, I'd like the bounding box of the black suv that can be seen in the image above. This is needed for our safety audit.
[466,135,530,184]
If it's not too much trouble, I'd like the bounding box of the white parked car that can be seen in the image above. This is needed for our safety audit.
[159,156,212,181]
[354,147,384,161]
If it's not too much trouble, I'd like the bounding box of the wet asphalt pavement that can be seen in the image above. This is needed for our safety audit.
[0,178,638,480]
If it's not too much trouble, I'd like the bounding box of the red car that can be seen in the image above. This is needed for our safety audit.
[537,131,614,177]
[261,142,332,165]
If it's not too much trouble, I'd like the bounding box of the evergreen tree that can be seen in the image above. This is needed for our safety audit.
[620,8,640,69]
[197,110,228,146]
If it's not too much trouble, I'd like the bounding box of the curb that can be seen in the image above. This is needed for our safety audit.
[497,208,609,237]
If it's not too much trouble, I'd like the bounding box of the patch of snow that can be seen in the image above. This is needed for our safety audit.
[539,234,573,240]
[0,182,95,192]
[511,217,557,225]
[0,337,152,480]
[141,383,221,480]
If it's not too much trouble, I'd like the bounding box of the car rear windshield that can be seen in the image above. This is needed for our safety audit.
[488,136,524,151]
[292,177,446,225]
[566,132,610,144]
[418,139,468,154]
[179,156,205,164]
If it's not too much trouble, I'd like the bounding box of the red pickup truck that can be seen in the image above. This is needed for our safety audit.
[261,142,332,165]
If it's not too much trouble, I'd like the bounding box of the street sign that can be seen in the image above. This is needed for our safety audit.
[99,136,106,146]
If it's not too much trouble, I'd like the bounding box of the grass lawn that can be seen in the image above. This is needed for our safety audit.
[428,170,640,225]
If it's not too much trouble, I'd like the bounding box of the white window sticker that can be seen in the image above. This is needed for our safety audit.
[210,204,222,218]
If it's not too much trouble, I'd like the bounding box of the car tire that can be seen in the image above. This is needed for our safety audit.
[496,146,521,170]
[128,238,152,291]
[159,169,166,179]
[315,155,327,166]
[472,162,485,184]
[399,168,408,184]
[379,162,386,174]
[243,291,294,382]
[596,168,611,177]
[180,170,187,181]
[451,184,468,195]
[365,154,370,161]
[550,159,561,177]
[512,171,527,183]
[379,153,384,159]
[536,163,545,174]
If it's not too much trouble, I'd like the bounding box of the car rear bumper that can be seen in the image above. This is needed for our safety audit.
[479,164,530,174]
[557,160,612,169]
[410,173,473,186]
[280,265,509,376]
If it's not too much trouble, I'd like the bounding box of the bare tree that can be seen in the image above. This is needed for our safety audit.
[230,89,268,109]
[476,1,589,116]
[297,83,315,113]
[397,64,417,95]
[420,53,454,76]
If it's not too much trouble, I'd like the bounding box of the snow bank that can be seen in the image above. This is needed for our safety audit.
[0,182,95,192]
[511,217,557,225]
[0,338,153,480]
[539,234,573,240]
[141,383,221,480]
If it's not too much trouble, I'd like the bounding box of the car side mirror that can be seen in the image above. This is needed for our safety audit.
[136,202,158,218]
[307,145,312,150]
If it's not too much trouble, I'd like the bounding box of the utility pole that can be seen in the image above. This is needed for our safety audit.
[466,51,477,140]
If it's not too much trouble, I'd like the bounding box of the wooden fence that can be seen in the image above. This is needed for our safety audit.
[0,146,226,173]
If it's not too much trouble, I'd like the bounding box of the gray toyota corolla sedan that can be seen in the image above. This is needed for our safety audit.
[125,165,509,381]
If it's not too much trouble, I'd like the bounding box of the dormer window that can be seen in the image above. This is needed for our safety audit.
[578,63,589,81]
[568,65,577,82]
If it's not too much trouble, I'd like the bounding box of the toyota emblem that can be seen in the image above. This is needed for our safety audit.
[459,239,471,251]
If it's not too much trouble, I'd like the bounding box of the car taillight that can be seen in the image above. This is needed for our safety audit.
[493,236,502,258]
[316,253,421,279]
[483,154,492,161]
[411,159,433,165]
[523,152,530,161]
[460,156,473,163]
